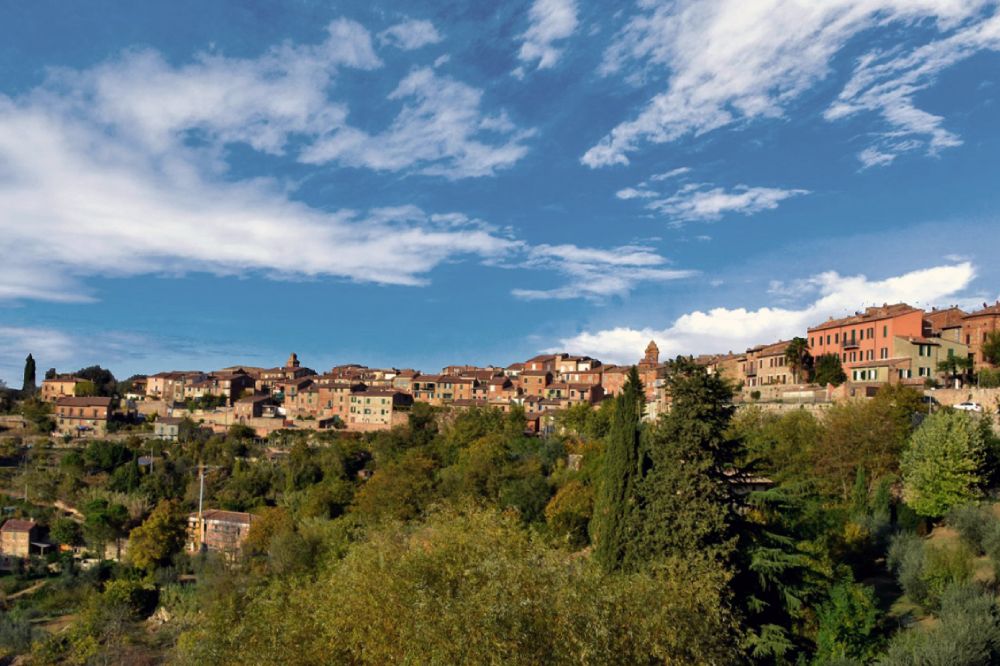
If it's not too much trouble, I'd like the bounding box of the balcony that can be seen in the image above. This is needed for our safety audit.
[841,339,859,350]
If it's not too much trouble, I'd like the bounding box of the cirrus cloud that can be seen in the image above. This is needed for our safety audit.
[583,0,994,168]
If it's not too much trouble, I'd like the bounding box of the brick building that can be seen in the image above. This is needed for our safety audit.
[187,509,253,559]
[55,396,113,437]
[962,302,1000,369]
[808,304,924,375]
[0,519,39,559]
[40,376,86,403]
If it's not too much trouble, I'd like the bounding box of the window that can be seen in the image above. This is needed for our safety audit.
[835,333,840,343]
[880,347,888,359]
[883,325,888,337]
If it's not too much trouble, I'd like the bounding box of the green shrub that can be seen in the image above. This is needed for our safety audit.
[948,503,997,554]
[879,583,1000,665]
[814,580,881,664]
[888,533,973,611]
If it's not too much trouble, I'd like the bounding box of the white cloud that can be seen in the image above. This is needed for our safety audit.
[617,176,808,223]
[512,243,695,301]
[378,19,443,50]
[515,0,579,77]
[300,67,534,178]
[827,12,1000,166]
[650,184,809,222]
[68,19,380,156]
[553,262,976,363]
[583,0,993,167]
[857,147,898,169]
[615,187,658,200]
[0,20,557,303]
[649,166,691,181]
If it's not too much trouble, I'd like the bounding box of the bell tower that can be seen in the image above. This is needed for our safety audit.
[642,340,659,366]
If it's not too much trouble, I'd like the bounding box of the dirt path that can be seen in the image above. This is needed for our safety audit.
[0,488,84,522]
[5,579,46,601]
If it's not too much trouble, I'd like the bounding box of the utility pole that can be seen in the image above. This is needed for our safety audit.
[197,462,205,551]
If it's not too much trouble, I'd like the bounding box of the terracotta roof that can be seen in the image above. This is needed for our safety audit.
[1,519,36,532]
[520,370,552,376]
[964,302,1000,319]
[451,399,489,407]
[749,340,791,356]
[525,354,557,363]
[237,395,270,404]
[43,375,84,383]
[356,389,406,398]
[413,374,442,383]
[897,336,941,346]
[194,510,253,525]
[808,303,921,332]
[925,306,968,330]
[56,396,112,408]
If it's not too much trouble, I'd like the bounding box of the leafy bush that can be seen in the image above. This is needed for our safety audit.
[175,507,742,665]
[879,583,1000,665]
[947,503,998,554]
[0,609,36,658]
[888,533,973,611]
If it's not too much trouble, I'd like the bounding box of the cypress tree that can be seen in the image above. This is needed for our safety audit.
[22,353,36,394]
[591,366,644,572]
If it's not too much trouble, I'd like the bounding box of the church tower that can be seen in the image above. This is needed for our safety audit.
[286,352,300,369]
[642,340,659,366]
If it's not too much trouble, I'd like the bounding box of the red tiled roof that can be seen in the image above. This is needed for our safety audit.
[1,519,36,532]
[897,336,941,345]
[964,302,1000,319]
[193,510,253,525]
[925,306,968,330]
[56,396,112,408]
[809,303,921,332]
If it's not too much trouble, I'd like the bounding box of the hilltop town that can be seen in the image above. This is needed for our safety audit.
[1,299,1000,664]
[32,300,1000,442]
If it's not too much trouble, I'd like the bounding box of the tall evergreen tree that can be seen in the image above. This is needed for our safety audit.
[22,353,36,394]
[631,357,738,564]
[591,366,644,572]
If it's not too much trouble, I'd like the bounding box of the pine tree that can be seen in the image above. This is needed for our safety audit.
[22,354,36,394]
[632,357,738,564]
[591,366,644,572]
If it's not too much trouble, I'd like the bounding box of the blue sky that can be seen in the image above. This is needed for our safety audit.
[2,0,1000,383]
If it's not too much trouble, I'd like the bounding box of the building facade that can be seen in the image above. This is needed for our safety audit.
[55,396,113,437]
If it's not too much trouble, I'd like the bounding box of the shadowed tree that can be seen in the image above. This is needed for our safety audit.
[982,331,1000,366]
[22,353,36,394]
[937,354,973,388]
[591,366,644,572]
[814,353,847,387]
[784,337,813,384]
